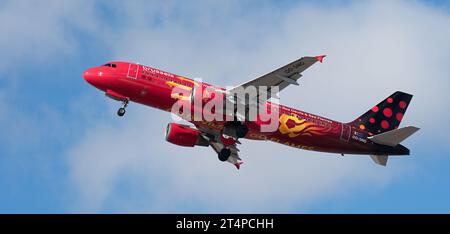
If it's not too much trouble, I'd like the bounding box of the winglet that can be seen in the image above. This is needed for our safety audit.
[234,161,244,170]
[315,55,327,63]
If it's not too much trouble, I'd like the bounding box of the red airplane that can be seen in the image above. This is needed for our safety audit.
[83,55,419,169]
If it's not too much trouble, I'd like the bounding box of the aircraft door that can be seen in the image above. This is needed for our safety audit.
[340,123,351,142]
[127,63,139,79]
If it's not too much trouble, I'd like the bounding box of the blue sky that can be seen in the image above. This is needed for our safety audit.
[1,0,450,213]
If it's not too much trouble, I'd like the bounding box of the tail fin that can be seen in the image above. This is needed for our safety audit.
[348,91,413,135]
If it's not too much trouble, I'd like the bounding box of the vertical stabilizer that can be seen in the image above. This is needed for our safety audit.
[348,91,413,135]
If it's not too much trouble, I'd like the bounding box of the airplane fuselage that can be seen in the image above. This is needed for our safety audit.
[83,61,409,158]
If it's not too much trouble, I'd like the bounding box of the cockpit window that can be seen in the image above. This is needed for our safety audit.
[103,63,117,68]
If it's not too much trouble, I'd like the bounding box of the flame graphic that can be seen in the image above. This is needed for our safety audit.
[278,114,329,138]
[166,79,193,101]
[165,81,193,91]
[170,93,190,101]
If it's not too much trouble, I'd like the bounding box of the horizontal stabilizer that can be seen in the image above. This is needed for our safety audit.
[370,155,389,166]
[368,126,420,147]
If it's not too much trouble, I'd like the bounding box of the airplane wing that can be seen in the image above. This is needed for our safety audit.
[226,55,326,119]
[188,55,326,168]
[195,124,244,169]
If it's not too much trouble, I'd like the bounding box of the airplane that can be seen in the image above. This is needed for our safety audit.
[83,55,419,169]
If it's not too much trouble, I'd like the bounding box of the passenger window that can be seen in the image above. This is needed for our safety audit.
[112,64,117,68]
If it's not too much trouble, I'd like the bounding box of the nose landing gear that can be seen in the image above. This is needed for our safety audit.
[117,108,126,116]
[117,99,129,117]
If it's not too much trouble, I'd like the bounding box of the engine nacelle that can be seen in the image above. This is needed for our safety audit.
[165,123,209,147]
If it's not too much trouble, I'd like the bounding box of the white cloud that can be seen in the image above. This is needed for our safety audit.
[0,0,100,73]
[62,0,450,212]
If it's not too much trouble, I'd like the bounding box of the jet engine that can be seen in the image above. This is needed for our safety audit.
[165,123,209,147]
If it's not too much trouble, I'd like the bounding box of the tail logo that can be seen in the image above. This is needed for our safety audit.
[354,91,412,135]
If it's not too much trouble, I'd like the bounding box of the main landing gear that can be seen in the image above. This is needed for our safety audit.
[217,121,249,162]
[223,121,249,139]
[236,123,249,139]
[218,148,231,162]
[117,99,129,117]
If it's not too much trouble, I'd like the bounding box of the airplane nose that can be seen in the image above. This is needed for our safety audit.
[83,69,95,84]
[83,67,108,90]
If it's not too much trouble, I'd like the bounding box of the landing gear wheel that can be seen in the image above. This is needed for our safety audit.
[117,99,129,117]
[236,124,249,138]
[117,107,126,117]
[218,148,231,162]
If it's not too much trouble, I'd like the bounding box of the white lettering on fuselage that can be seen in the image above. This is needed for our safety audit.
[142,66,174,78]
[352,131,368,143]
